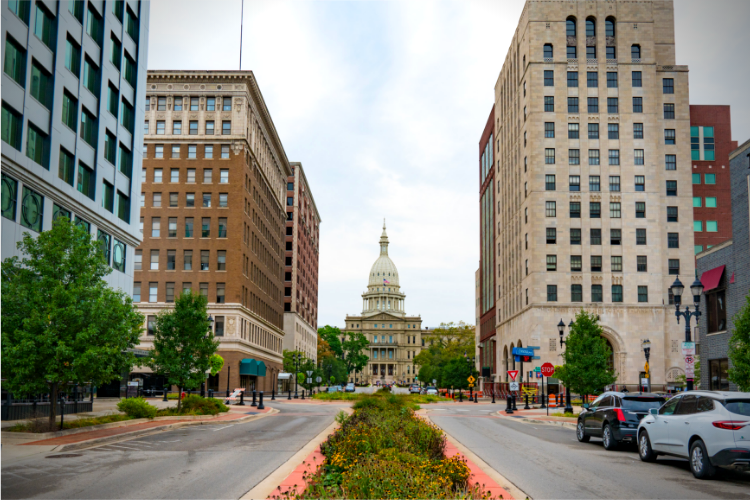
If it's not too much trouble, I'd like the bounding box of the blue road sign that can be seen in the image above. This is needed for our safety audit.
[512,347,535,357]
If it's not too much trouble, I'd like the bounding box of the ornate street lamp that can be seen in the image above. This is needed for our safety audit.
[558,319,574,414]
[670,277,703,391]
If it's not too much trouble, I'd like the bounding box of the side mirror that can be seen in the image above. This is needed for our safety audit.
[582,404,589,409]
[649,408,658,415]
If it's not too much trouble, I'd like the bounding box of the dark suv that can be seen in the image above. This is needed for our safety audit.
[577,392,666,450]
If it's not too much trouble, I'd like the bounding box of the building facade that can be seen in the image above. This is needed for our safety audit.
[282,161,320,363]
[696,139,750,391]
[689,105,737,253]
[2,0,150,295]
[344,223,424,385]
[492,0,694,389]
[133,70,291,393]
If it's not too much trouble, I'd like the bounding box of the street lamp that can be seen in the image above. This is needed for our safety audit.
[293,353,301,399]
[558,319,574,414]
[464,351,476,401]
[670,277,703,391]
[642,339,651,393]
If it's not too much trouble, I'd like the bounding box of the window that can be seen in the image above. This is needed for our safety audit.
[543,44,553,59]
[695,245,704,254]
[171,144,180,159]
[155,145,165,160]
[218,218,227,237]
[26,123,49,168]
[565,99,579,117]
[632,70,642,87]
[608,124,619,140]
[570,228,581,245]
[546,228,556,244]
[545,149,555,164]
[214,315,225,336]
[82,57,100,96]
[610,229,621,245]
[33,3,55,50]
[666,180,677,196]
[187,169,196,183]
[170,120,181,135]
[664,103,675,119]
[587,72,598,88]
[706,197,717,208]
[590,202,600,218]
[570,201,581,218]
[547,285,558,302]
[183,217,194,238]
[636,202,646,218]
[103,131,118,165]
[189,120,198,135]
[544,122,555,138]
[188,145,197,159]
[200,283,208,297]
[668,233,679,248]
[546,255,557,271]
[585,46,594,59]
[221,145,230,159]
[123,51,136,88]
[77,162,94,199]
[109,34,122,70]
[545,175,556,191]
[609,176,620,192]
[544,96,554,112]
[587,123,599,140]
[668,259,680,275]
[223,98,232,111]
[149,283,157,303]
[200,250,210,270]
[61,92,78,131]
[151,217,160,237]
[133,282,141,302]
[220,169,229,183]
[222,121,231,135]
[590,228,601,245]
[665,129,676,145]
[30,61,52,109]
[19,186,43,232]
[202,193,211,208]
[219,193,228,207]
[86,4,103,45]
[636,228,647,245]
[101,181,115,213]
[587,97,598,113]
[59,148,75,185]
[568,46,577,59]
[217,250,226,271]
[546,201,556,217]
[544,70,554,86]
[592,284,603,302]
[612,285,623,302]
[184,249,193,270]
[611,256,622,273]
[569,175,580,191]
[589,175,600,191]
[571,284,583,302]
[186,193,195,207]
[706,220,718,232]
[607,98,618,113]
[705,173,716,184]
[663,78,674,94]
[150,250,159,270]
[571,255,582,272]
[637,255,648,272]
[706,289,727,334]
[608,149,620,165]
[606,72,618,88]
[173,97,182,111]
[205,145,213,159]
[168,218,177,238]
[190,97,199,111]
[65,36,81,77]
[566,17,576,36]
[567,123,580,139]
[205,121,214,135]
[206,97,215,111]
[201,218,211,237]
[166,249,176,270]
[10,0,31,23]
[634,175,645,191]
[569,149,580,165]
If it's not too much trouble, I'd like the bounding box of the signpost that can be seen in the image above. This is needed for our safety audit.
[507,370,519,381]
[540,362,555,415]
[682,342,696,387]
[509,382,520,391]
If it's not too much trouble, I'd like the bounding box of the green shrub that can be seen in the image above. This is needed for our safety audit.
[180,395,229,415]
[117,397,158,419]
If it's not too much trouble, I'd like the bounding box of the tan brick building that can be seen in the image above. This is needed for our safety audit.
[491,0,695,389]
[133,71,291,394]
[282,162,321,362]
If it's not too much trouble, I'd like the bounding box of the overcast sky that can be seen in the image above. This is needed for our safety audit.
[148,0,750,330]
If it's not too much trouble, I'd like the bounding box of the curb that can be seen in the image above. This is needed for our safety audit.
[520,417,576,429]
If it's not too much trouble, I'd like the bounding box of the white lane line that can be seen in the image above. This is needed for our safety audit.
[107,445,141,451]
[211,425,234,432]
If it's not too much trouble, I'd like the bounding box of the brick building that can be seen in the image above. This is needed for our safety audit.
[689,105,737,253]
[697,139,750,391]
[133,71,291,394]
[282,162,320,363]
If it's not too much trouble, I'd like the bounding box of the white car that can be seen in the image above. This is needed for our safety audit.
[637,391,750,478]
[424,387,438,396]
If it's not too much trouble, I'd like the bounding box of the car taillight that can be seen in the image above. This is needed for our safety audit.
[614,408,626,421]
[712,421,748,430]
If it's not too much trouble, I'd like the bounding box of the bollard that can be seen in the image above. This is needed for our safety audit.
[59,393,65,430]
[239,390,245,406]
[458,390,463,403]
[271,389,275,401]
[288,388,292,400]
[541,392,546,409]
[209,389,214,400]
[251,390,257,407]
[226,388,230,398]
[512,394,518,411]
[163,388,169,402]
[524,393,530,410]
[301,389,305,400]
[474,392,478,403]
[491,389,496,404]
[257,391,265,410]
[201,383,205,398]
[505,395,513,414]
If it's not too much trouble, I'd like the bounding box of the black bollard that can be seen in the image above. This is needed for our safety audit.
[163,387,169,402]
[251,390,257,407]
[288,388,292,400]
[540,392,546,409]
[505,395,513,414]
[524,393,530,410]
[491,388,496,404]
[239,390,245,406]
[201,383,205,398]
[301,389,305,400]
[258,392,265,410]
[512,394,518,411]
[458,390,463,403]
[271,389,275,401]
[209,389,214,400]
[474,392,478,403]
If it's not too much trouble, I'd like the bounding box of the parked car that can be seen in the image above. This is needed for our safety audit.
[345,383,355,392]
[637,391,750,479]
[326,386,341,393]
[424,387,438,396]
[577,392,666,450]
[410,385,421,394]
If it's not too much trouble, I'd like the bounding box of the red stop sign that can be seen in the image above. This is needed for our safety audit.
[541,363,555,377]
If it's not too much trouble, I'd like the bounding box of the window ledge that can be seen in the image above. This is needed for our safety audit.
[707,330,728,337]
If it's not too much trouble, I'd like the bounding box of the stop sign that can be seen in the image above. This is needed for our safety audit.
[541,363,555,377]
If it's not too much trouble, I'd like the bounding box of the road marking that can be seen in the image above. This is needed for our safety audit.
[211,425,234,432]
[107,445,141,451]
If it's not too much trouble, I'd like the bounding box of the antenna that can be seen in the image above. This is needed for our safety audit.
[239,0,244,70]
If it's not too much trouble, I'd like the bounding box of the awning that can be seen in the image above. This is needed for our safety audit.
[239,359,267,377]
[700,265,725,292]
[277,373,292,380]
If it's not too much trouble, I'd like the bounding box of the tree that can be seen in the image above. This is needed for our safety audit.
[442,358,471,392]
[320,356,348,385]
[317,334,334,361]
[414,321,476,388]
[209,354,225,376]
[318,325,344,358]
[146,292,219,411]
[2,218,143,428]
[342,332,370,376]
[729,295,750,391]
[554,310,617,405]
[283,349,309,374]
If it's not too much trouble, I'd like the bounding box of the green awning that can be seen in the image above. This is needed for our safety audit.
[239,359,267,377]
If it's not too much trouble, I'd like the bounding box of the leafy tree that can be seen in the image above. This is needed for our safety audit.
[318,325,344,357]
[342,332,370,376]
[283,349,309,374]
[729,295,750,391]
[1,218,143,428]
[209,354,224,376]
[317,334,334,361]
[146,292,219,411]
[414,321,475,388]
[320,356,348,385]
[442,358,471,392]
[554,310,616,407]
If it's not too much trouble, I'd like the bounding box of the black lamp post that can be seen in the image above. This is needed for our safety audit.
[293,353,300,399]
[642,339,651,393]
[670,277,704,392]
[464,351,476,401]
[558,319,574,414]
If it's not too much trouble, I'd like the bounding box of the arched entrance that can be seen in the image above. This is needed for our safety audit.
[599,326,626,383]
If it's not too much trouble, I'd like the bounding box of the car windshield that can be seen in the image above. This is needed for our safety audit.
[426,387,436,391]
[621,397,665,411]
[724,399,750,416]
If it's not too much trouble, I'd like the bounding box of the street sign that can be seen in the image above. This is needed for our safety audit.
[432,379,437,384]
[682,342,696,356]
[685,364,695,378]
[541,363,555,377]
[512,347,535,357]
[467,375,476,384]
[316,376,322,383]
[641,378,649,386]
[509,382,520,391]
[644,362,649,373]
[534,366,541,372]
[536,372,543,378]
[685,355,695,365]
[306,370,314,376]
[507,370,519,381]
[306,378,312,384]
[468,383,474,388]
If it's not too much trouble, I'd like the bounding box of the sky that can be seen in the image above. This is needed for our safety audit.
[148,0,750,330]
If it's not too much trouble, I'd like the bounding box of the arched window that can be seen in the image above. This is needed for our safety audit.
[631,44,641,60]
[605,17,616,37]
[566,17,577,36]
[543,43,553,59]
[586,17,596,37]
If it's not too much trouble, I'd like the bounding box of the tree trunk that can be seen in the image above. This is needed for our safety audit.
[48,382,58,429]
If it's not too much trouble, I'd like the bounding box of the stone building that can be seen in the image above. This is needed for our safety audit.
[343,223,425,385]
[697,139,750,391]
[133,70,291,394]
[491,0,694,389]
[282,161,320,363]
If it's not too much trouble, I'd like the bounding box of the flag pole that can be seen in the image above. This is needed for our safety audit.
[239,0,244,70]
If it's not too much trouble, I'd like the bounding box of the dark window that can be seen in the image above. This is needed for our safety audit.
[664,103,675,119]
[609,175,621,192]
[568,97,579,113]
[634,149,644,165]
[634,123,644,139]
[632,70,642,87]
[589,149,600,165]
[607,97,618,113]
[605,18,615,37]
[668,259,680,275]
[586,18,596,36]
[608,149,620,165]
[570,228,581,245]
[587,97,598,113]
[709,359,729,390]
[586,46,596,59]
[665,129,676,144]
[568,123,579,139]
[589,176,600,191]
[610,229,621,245]
[637,255,648,272]
[587,71,598,88]
[633,97,643,113]
[567,71,578,87]
[571,255,582,272]
[545,122,555,138]
[592,284,603,302]
[545,174,556,191]
[606,46,616,60]
[588,123,599,139]
[636,228,647,245]
[546,227,556,244]
[666,180,677,196]
[608,124,619,140]
[544,44,553,59]
[544,70,554,86]
[569,202,580,218]
[568,46,577,59]
[569,149,580,165]
[566,18,577,36]
[612,285,623,303]
[663,78,674,94]
[706,288,727,333]
[544,96,554,112]
[571,284,583,302]
[636,202,646,218]
[545,148,555,164]
[546,255,557,271]
[668,233,679,248]
[546,201,556,217]
[547,285,558,302]
[590,229,601,245]
[666,154,676,170]
[667,206,678,222]
[606,72,618,88]
[590,202,600,218]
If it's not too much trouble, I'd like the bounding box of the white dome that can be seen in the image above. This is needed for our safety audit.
[368,222,399,287]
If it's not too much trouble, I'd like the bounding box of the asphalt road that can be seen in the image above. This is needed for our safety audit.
[1,403,340,499]
[428,405,750,500]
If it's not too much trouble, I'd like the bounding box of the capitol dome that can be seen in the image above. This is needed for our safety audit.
[368,222,399,287]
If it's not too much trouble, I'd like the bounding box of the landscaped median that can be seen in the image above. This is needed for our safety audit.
[311,391,450,404]
[270,393,500,499]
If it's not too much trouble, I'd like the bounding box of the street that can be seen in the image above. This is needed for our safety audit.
[1,403,339,499]
[428,404,750,500]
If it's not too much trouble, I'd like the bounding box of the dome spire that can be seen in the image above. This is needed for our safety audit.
[380,219,389,255]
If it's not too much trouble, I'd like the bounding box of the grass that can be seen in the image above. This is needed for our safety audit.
[312,391,450,404]
[6,414,134,433]
[549,411,579,418]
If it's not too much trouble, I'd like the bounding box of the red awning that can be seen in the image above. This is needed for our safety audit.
[700,265,725,292]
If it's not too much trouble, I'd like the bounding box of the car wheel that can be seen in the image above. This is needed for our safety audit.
[577,420,590,442]
[638,430,657,462]
[602,424,618,450]
[690,440,716,479]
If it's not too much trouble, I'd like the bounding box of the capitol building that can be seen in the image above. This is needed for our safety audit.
[344,222,431,385]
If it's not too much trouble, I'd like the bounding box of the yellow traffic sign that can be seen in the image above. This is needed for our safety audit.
[468,383,474,387]
[644,362,649,373]
[467,375,476,384]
